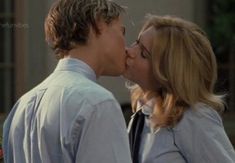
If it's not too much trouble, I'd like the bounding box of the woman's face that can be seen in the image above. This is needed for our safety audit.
[123,26,158,91]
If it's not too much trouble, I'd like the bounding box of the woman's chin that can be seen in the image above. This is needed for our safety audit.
[122,74,138,85]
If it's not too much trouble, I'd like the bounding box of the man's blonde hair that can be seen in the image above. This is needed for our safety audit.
[45,0,125,58]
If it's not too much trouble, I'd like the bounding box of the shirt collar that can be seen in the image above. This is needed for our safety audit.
[137,98,155,116]
[54,58,97,82]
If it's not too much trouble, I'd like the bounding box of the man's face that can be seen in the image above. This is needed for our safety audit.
[97,17,126,76]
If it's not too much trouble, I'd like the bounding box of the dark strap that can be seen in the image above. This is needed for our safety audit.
[129,110,145,163]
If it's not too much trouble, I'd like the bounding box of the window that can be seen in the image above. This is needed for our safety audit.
[0,0,14,113]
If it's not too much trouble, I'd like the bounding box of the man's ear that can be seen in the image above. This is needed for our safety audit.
[95,18,108,34]
[87,20,107,42]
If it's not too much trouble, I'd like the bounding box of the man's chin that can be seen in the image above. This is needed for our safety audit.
[121,71,132,80]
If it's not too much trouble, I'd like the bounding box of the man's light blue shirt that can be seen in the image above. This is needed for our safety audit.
[3,58,132,163]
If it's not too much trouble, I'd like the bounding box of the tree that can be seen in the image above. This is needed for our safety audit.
[207,0,235,110]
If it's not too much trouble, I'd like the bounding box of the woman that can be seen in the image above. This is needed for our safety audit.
[124,15,235,163]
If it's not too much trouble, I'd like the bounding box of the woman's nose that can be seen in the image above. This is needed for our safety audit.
[125,47,136,58]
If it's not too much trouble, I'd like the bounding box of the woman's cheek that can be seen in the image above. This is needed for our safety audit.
[126,58,135,67]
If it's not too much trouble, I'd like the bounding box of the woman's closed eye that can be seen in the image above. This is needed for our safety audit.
[136,40,149,59]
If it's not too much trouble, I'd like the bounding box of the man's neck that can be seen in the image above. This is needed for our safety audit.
[66,47,103,78]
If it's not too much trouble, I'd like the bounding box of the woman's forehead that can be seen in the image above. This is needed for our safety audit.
[138,26,155,41]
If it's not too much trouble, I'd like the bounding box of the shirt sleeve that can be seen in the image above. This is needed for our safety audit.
[74,99,132,163]
[173,107,235,163]
[3,100,20,163]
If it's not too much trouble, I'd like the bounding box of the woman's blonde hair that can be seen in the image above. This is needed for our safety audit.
[130,15,225,128]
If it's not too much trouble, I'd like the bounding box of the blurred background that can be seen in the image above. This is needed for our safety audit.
[0,0,234,151]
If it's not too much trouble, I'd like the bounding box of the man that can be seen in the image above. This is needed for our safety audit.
[3,0,132,162]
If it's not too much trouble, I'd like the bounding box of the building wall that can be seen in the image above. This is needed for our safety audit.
[11,0,235,147]
[98,0,206,104]
[15,0,206,105]
[14,0,57,100]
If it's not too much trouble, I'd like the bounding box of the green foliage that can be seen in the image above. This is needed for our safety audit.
[207,0,235,58]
